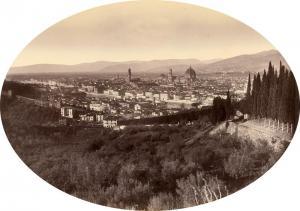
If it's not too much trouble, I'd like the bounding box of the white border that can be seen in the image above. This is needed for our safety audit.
[0,1,299,211]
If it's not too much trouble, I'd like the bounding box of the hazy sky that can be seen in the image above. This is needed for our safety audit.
[13,0,274,66]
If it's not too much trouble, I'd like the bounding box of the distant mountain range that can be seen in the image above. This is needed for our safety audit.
[197,50,288,73]
[9,50,288,75]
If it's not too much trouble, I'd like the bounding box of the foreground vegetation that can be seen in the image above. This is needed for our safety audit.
[1,99,287,210]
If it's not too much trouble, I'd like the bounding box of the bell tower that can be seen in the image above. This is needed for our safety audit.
[128,68,132,82]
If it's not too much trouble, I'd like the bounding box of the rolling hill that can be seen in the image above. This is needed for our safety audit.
[9,49,288,75]
[198,49,288,73]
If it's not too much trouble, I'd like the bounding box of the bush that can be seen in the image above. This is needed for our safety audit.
[147,192,178,210]
[176,171,228,207]
[102,164,152,209]
[86,138,104,153]
[224,139,273,179]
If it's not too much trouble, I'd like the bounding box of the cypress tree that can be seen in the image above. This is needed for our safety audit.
[251,75,257,116]
[287,71,296,125]
[259,70,268,117]
[278,63,289,122]
[276,61,285,120]
[267,62,275,117]
[225,89,232,119]
[255,73,261,117]
[293,73,300,131]
[267,69,278,119]
[245,73,252,113]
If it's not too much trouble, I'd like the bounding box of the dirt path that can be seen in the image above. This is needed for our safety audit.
[239,120,292,142]
[207,119,292,151]
[184,125,214,146]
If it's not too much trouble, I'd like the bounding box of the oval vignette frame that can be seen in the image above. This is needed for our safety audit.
[0,1,299,210]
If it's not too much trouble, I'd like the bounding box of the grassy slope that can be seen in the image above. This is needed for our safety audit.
[1,99,285,210]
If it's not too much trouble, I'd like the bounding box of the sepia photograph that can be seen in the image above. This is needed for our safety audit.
[0,0,299,210]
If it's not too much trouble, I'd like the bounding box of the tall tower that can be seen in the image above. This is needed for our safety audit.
[168,68,173,83]
[128,68,132,82]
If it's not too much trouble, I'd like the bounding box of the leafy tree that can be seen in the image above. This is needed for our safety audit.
[211,97,226,123]
[225,90,233,119]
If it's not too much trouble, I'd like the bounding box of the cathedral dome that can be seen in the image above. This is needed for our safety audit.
[185,66,196,81]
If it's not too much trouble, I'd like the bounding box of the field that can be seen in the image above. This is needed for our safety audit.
[0,98,287,210]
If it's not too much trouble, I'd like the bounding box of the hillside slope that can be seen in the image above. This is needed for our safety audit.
[199,50,288,73]
[9,50,288,75]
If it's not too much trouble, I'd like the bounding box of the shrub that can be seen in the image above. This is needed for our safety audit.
[86,138,104,153]
[223,148,255,179]
[103,164,152,209]
[176,171,228,207]
[147,192,178,210]
[224,138,273,179]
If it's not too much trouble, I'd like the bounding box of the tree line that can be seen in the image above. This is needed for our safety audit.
[1,80,42,99]
[119,107,212,125]
[243,61,299,128]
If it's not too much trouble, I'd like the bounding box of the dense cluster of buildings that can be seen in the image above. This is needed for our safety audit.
[12,66,248,129]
